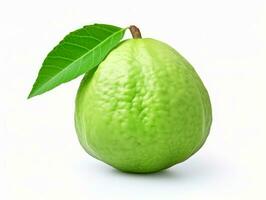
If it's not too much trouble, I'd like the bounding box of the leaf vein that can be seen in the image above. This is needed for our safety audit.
[70,35,101,42]
[63,41,90,50]
[48,56,74,62]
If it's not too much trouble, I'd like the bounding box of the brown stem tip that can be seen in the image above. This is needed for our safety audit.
[129,25,142,39]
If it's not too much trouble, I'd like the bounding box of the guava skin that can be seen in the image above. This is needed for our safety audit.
[75,38,212,173]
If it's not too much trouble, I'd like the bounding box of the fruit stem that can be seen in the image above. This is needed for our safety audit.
[129,25,142,39]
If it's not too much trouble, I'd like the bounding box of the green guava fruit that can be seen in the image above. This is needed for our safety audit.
[74,38,212,173]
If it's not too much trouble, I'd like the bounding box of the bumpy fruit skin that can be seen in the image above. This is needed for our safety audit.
[75,38,212,173]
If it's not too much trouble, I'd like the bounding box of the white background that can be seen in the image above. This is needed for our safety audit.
[1,0,266,199]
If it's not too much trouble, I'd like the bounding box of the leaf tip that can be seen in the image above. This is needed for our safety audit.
[27,88,37,99]
[27,92,33,99]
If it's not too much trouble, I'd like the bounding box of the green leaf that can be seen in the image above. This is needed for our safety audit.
[28,24,126,98]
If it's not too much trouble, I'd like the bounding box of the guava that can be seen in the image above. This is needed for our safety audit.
[74,38,212,173]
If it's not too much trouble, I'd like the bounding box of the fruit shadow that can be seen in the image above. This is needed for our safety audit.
[109,167,178,180]
[106,157,219,181]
